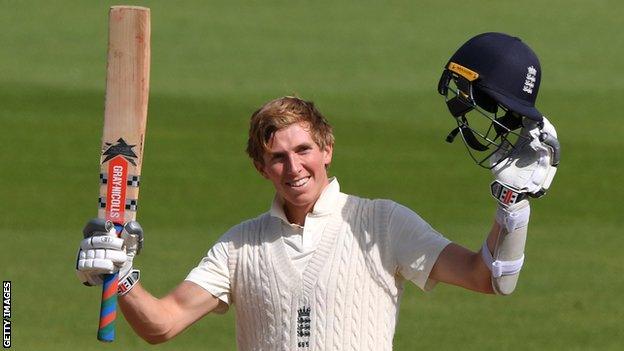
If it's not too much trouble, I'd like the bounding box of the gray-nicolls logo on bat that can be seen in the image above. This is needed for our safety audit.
[102,138,138,165]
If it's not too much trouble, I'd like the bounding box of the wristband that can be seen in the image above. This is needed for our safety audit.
[118,269,140,296]
[496,203,530,233]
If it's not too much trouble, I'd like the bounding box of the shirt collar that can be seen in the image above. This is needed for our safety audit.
[270,177,341,225]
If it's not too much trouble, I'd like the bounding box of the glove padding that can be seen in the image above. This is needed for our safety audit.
[75,218,143,286]
[491,116,560,206]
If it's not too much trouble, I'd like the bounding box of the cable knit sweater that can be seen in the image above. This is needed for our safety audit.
[208,191,450,350]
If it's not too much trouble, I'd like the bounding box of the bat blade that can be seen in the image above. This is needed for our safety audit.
[96,5,150,342]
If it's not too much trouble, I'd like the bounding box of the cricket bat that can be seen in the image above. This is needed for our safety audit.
[96,6,150,342]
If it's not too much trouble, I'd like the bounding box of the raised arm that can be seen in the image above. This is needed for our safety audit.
[429,222,501,294]
[76,219,227,344]
[431,117,559,295]
[119,281,223,344]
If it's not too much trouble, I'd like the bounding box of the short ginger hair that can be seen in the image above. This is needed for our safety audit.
[246,96,335,165]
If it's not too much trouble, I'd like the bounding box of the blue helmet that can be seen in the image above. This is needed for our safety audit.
[438,32,544,168]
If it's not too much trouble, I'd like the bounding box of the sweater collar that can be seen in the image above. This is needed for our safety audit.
[270,177,340,224]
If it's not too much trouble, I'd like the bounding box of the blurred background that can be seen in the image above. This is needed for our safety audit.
[1,1,622,349]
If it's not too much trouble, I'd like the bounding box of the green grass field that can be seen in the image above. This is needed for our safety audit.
[1,1,622,350]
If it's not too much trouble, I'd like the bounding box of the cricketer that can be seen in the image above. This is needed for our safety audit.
[76,32,560,350]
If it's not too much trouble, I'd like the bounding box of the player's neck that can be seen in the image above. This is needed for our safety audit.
[284,204,313,226]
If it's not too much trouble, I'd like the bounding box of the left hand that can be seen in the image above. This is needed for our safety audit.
[490,116,560,207]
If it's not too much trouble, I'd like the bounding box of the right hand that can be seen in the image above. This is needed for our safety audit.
[75,218,143,286]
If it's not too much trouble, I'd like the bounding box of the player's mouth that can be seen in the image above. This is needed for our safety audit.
[286,176,311,188]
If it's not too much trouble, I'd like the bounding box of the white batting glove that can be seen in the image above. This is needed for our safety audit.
[75,218,143,287]
[490,116,560,208]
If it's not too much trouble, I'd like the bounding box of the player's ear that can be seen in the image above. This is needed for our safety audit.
[322,143,333,167]
[254,160,269,179]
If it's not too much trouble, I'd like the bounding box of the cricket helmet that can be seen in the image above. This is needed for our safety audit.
[437,32,543,168]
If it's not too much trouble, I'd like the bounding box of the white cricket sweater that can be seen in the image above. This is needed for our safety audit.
[213,191,450,350]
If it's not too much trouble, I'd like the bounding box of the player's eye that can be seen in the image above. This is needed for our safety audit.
[270,153,286,162]
[297,145,312,154]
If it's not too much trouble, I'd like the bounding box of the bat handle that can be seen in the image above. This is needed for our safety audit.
[97,272,118,342]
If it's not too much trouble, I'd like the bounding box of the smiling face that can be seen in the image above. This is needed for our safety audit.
[255,122,333,224]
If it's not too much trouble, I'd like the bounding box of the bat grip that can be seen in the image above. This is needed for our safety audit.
[97,272,118,342]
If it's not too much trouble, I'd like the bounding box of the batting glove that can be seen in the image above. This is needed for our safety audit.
[75,218,143,288]
[490,116,560,208]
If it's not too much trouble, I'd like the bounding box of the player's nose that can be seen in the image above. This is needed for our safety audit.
[285,154,303,175]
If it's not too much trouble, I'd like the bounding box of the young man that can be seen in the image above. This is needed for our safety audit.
[76,33,559,350]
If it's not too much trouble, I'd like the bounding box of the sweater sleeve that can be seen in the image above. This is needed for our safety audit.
[388,202,451,291]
